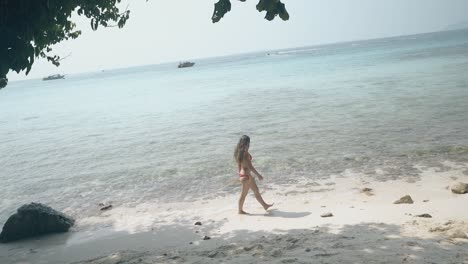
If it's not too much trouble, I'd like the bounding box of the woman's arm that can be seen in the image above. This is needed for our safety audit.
[246,153,264,180]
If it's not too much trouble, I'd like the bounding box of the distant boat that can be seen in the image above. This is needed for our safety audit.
[42,74,65,81]
[178,61,195,68]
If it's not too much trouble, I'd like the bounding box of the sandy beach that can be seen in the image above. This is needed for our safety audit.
[1,161,467,264]
[2,1,468,264]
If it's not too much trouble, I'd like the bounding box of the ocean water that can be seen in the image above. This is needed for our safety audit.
[1,29,468,225]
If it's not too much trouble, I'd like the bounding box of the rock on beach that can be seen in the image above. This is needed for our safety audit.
[321,212,333,218]
[450,182,468,194]
[393,195,414,204]
[0,203,74,243]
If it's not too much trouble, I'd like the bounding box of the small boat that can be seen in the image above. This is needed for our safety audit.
[178,61,195,68]
[42,74,65,81]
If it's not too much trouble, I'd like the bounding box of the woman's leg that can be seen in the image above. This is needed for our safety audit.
[249,177,273,210]
[238,177,250,214]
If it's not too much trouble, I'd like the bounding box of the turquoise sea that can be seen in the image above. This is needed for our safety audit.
[1,29,468,225]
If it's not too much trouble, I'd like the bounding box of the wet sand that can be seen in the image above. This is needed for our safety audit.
[1,162,467,264]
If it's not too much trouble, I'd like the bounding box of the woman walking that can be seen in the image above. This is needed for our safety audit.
[234,135,273,214]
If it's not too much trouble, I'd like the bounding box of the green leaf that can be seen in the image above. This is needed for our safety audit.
[212,0,231,23]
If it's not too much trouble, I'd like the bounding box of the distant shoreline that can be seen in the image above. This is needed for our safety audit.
[7,28,468,84]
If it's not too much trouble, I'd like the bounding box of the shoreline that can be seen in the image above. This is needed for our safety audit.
[1,162,467,264]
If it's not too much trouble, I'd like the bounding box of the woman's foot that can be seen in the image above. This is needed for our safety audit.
[238,210,249,215]
[264,203,274,211]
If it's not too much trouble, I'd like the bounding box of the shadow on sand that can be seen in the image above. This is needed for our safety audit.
[263,209,311,218]
[3,215,467,264]
[64,222,468,264]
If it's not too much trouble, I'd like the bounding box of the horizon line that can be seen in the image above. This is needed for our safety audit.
[8,27,467,83]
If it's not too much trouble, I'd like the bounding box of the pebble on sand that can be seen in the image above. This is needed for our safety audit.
[321,212,333,218]
[415,214,432,218]
[393,195,414,204]
[450,182,468,194]
[203,236,211,240]
[100,205,112,211]
[194,221,202,226]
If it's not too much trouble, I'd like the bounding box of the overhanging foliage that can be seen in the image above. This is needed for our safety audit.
[0,0,288,89]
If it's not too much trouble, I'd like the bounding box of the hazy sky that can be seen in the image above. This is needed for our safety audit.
[8,0,468,81]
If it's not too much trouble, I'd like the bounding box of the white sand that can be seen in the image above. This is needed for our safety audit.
[1,162,467,264]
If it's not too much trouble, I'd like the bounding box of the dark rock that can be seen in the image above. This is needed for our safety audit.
[451,182,468,194]
[100,205,112,211]
[194,221,202,226]
[0,203,74,243]
[321,212,333,218]
[415,214,432,218]
[423,200,429,202]
[393,195,414,204]
[203,235,211,240]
